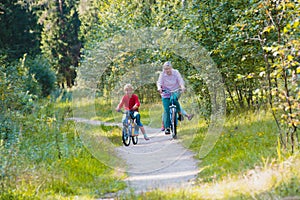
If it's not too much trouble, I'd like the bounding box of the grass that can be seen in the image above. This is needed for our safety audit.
[130,152,300,199]
[2,96,299,199]
[91,96,300,199]
[134,109,299,199]
[191,110,279,183]
[113,106,300,199]
[0,99,127,200]
[58,98,300,199]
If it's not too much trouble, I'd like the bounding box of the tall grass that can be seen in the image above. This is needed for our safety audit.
[0,99,126,200]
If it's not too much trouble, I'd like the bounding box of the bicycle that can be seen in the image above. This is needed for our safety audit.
[119,110,139,146]
[162,89,182,139]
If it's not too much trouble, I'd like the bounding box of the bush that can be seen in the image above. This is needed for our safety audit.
[27,55,56,97]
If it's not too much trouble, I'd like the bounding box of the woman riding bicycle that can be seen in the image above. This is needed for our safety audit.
[116,84,150,140]
[156,61,185,135]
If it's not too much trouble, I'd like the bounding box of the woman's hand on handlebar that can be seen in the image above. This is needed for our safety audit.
[180,85,186,93]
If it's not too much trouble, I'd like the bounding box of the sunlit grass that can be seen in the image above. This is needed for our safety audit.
[189,110,278,182]
[126,148,300,199]
[178,115,208,149]
[180,152,300,199]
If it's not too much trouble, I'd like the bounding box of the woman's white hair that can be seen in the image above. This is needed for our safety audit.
[163,61,172,68]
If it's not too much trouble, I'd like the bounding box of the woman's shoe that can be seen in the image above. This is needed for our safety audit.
[187,114,194,121]
[178,114,184,121]
[165,128,170,135]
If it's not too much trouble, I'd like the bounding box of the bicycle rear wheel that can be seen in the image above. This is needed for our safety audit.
[122,127,131,146]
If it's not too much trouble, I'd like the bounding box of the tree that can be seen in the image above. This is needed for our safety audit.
[40,0,81,88]
[228,0,300,152]
[0,0,41,61]
[18,0,82,88]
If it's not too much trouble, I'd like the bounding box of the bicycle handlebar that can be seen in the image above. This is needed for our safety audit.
[117,110,133,115]
[117,110,126,114]
[161,88,182,94]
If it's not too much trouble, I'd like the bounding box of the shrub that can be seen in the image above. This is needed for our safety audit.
[27,55,57,97]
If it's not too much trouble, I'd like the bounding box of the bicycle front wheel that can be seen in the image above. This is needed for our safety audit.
[122,126,131,146]
[170,107,177,139]
[132,135,138,145]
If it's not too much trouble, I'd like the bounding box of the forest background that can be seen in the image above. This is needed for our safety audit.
[0,0,299,199]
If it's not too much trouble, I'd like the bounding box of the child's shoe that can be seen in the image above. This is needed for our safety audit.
[144,134,150,140]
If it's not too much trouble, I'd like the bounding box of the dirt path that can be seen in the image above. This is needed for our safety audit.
[69,118,200,194]
[116,125,200,193]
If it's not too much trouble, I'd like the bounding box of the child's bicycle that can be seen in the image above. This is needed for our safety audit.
[118,110,139,146]
[162,89,182,139]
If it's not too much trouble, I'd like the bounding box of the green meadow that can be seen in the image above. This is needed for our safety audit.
[1,98,299,199]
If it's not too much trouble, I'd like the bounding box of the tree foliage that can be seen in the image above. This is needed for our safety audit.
[26,55,57,97]
[1,0,299,151]
[0,0,300,198]
[0,0,41,60]
[78,0,299,151]
[18,0,82,88]
[228,0,300,152]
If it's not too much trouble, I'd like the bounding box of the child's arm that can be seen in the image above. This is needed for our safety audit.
[131,95,140,111]
[132,104,138,110]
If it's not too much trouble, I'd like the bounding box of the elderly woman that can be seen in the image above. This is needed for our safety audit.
[157,61,186,135]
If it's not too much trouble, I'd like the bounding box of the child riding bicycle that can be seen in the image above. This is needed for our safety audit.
[115,84,150,140]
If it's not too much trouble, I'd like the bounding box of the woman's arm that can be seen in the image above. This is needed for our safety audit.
[175,70,185,91]
[157,72,163,92]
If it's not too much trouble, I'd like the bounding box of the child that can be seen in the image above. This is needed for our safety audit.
[116,84,150,140]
